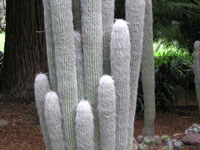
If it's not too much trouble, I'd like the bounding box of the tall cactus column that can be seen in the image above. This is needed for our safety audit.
[142,0,156,136]
[50,0,78,149]
[81,0,103,149]
[42,0,57,91]
[194,41,200,111]
[126,0,146,149]
[111,19,131,150]
[102,0,115,74]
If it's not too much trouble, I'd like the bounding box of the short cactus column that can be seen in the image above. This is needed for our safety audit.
[98,75,116,150]
[75,100,94,150]
[34,73,51,150]
[50,0,78,149]
[194,41,200,111]
[44,91,65,150]
[110,19,131,150]
[126,0,146,149]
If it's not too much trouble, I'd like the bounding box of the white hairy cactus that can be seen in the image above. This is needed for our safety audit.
[102,0,115,74]
[81,0,103,148]
[194,41,200,111]
[44,91,65,150]
[74,31,85,100]
[50,0,78,149]
[98,75,116,150]
[34,73,51,150]
[75,100,94,150]
[126,0,146,149]
[42,0,57,91]
[110,19,131,150]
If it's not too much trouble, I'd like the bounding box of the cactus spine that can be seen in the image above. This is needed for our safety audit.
[110,19,131,150]
[142,0,156,136]
[34,73,51,150]
[75,100,94,150]
[98,75,116,150]
[50,0,78,149]
[81,0,103,148]
[102,0,115,74]
[44,91,65,150]
[42,0,57,91]
[74,31,85,100]
[194,41,200,111]
[126,0,146,149]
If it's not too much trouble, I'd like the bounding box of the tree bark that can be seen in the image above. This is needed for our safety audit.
[1,0,47,102]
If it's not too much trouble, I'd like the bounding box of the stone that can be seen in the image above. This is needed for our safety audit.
[133,144,138,150]
[137,135,144,143]
[161,145,173,150]
[143,136,155,145]
[154,135,162,145]
[184,129,189,135]
[192,127,199,133]
[192,123,199,128]
[138,143,148,150]
[0,119,9,127]
[161,135,170,143]
[167,140,174,150]
[181,133,200,145]
[173,141,183,150]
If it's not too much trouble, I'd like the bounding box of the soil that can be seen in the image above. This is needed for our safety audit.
[0,102,200,150]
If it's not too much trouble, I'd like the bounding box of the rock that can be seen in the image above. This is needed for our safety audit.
[167,140,174,150]
[174,141,183,150]
[161,145,173,150]
[192,127,199,133]
[138,143,148,150]
[133,144,138,150]
[192,123,198,128]
[137,135,144,143]
[143,136,155,145]
[161,135,170,143]
[181,133,200,145]
[154,135,162,145]
[0,119,9,127]
[184,129,189,135]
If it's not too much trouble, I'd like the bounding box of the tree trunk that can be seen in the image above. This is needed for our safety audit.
[1,0,47,102]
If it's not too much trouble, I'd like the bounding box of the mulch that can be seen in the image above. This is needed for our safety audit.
[0,102,200,150]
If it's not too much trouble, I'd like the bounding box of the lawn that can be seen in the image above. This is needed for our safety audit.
[0,31,5,52]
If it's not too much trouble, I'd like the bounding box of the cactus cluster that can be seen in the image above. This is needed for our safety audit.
[34,0,155,150]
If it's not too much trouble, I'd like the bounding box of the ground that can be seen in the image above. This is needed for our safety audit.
[0,102,199,150]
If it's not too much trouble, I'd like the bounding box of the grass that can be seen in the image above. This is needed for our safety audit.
[0,31,5,52]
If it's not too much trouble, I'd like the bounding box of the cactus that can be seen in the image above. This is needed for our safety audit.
[142,0,156,136]
[125,0,146,149]
[44,91,65,150]
[194,41,200,111]
[42,0,57,91]
[102,0,115,74]
[72,0,82,31]
[50,0,78,149]
[81,0,103,148]
[34,73,51,150]
[110,19,131,150]
[74,31,85,100]
[98,75,116,150]
[75,100,94,150]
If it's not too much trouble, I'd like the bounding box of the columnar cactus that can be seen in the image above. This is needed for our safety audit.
[194,41,200,111]
[102,0,115,74]
[74,31,85,100]
[44,91,65,150]
[42,0,57,91]
[98,75,116,150]
[72,0,82,31]
[75,100,94,150]
[34,73,51,150]
[50,0,78,149]
[110,19,131,150]
[81,0,103,148]
[126,0,146,149]
[142,0,156,136]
